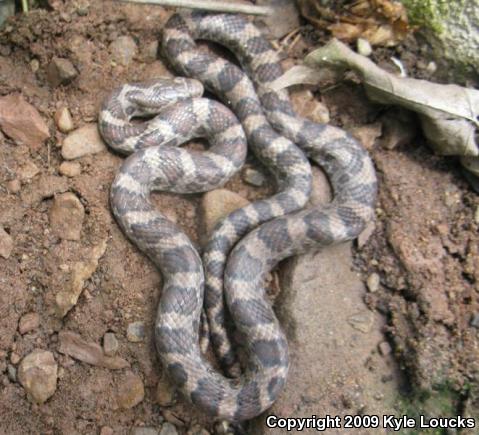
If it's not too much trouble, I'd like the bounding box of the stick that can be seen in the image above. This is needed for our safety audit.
[119,0,272,16]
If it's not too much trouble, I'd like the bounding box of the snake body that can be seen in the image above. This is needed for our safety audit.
[99,11,377,422]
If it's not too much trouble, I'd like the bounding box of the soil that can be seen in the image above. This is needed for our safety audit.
[0,1,478,435]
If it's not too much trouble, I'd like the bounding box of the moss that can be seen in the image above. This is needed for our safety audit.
[401,0,464,34]
[394,382,466,435]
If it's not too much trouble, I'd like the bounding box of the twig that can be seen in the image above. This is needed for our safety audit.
[119,0,272,16]
[21,0,29,13]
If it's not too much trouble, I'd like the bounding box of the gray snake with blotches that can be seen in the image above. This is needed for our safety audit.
[98,11,377,422]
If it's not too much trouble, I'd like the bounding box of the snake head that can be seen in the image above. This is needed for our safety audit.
[118,77,204,119]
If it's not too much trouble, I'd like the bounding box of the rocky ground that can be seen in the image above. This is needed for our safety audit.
[0,1,478,435]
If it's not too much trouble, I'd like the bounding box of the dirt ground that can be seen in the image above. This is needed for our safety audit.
[0,1,478,434]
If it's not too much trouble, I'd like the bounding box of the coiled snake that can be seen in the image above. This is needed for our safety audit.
[99,11,377,422]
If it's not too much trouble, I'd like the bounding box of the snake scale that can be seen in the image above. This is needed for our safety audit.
[99,11,377,422]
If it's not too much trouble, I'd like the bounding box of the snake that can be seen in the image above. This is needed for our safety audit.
[98,11,377,422]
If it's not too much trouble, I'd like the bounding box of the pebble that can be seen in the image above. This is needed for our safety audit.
[54,107,75,133]
[160,423,178,435]
[142,40,159,63]
[0,226,13,259]
[351,123,382,150]
[201,189,250,235]
[132,428,159,435]
[357,38,373,57]
[357,221,375,248]
[7,364,16,382]
[0,94,50,150]
[110,35,138,66]
[6,179,21,193]
[291,89,330,124]
[10,352,20,365]
[156,380,176,406]
[470,313,479,328]
[18,350,58,404]
[378,341,392,356]
[347,311,375,333]
[366,273,380,293]
[56,239,107,317]
[47,57,78,87]
[62,123,107,160]
[103,332,119,356]
[58,330,129,370]
[426,61,437,74]
[117,371,145,409]
[242,167,266,187]
[30,58,40,73]
[127,321,146,342]
[59,161,81,177]
[18,312,40,335]
[18,160,40,180]
[49,192,85,241]
[100,427,114,435]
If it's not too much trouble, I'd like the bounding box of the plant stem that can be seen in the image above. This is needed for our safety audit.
[119,0,272,15]
[21,0,29,13]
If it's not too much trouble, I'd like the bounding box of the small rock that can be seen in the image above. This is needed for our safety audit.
[76,4,89,16]
[187,425,210,435]
[242,167,266,187]
[110,35,138,66]
[378,341,392,356]
[366,273,380,293]
[351,123,382,150]
[357,221,375,248]
[103,332,119,356]
[56,239,107,317]
[6,179,21,193]
[49,192,85,241]
[426,61,437,74]
[19,312,40,335]
[470,313,479,328]
[127,321,146,343]
[0,226,13,259]
[291,89,330,124]
[58,330,129,369]
[18,350,58,404]
[55,107,75,133]
[0,94,50,150]
[7,364,16,382]
[46,57,78,87]
[10,352,20,365]
[142,40,159,63]
[357,38,373,56]
[347,311,375,333]
[132,428,159,435]
[156,380,176,406]
[201,189,250,235]
[100,427,114,435]
[117,371,145,409]
[62,124,107,160]
[17,160,40,180]
[30,58,40,73]
[59,161,81,177]
[160,423,178,435]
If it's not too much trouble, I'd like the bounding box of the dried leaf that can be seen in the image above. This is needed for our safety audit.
[304,39,479,160]
[298,0,409,46]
